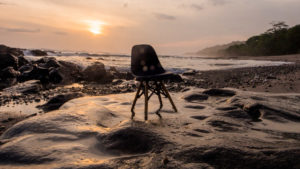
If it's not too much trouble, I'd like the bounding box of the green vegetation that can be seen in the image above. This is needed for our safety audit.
[224,22,300,56]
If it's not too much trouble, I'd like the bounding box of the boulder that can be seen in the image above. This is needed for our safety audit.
[18,58,83,84]
[19,64,49,83]
[30,49,47,56]
[57,60,83,84]
[0,45,23,57]
[109,67,134,80]
[0,67,20,79]
[18,64,33,73]
[38,92,84,112]
[83,62,113,83]
[17,56,29,67]
[35,57,60,69]
[49,68,63,84]
[0,53,18,70]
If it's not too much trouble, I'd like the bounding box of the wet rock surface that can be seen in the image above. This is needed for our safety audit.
[0,89,299,168]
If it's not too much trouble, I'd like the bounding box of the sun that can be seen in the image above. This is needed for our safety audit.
[85,20,105,35]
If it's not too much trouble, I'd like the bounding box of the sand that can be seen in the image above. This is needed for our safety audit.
[0,88,299,169]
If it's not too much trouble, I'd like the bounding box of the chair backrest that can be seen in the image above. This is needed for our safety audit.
[131,44,165,76]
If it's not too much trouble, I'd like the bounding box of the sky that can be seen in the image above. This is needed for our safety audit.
[0,0,299,55]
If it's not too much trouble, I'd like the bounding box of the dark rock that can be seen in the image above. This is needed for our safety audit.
[2,80,41,94]
[19,64,49,84]
[182,70,197,76]
[0,78,17,90]
[36,57,60,69]
[0,67,20,79]
[168,74,183,82]
[109,66,117,72]
[183,93,209,102]
[30,50,47,56]
[243,103,262,121]
[57,60,83,84]
[18,64,33,73]
[0,45,23,57]
[203,88,236,96]
[38,92,84,112]
[17,56,29,67]
[0,53,18,70]
[267,75,276,79]
[125,72,134,80]
[49,68,63,84]
[83,62,113,83]
[18,58,82,84]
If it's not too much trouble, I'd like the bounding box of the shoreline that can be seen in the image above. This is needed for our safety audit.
[212,53,300,63]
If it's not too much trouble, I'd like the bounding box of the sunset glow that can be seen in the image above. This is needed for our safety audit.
[85,20,105,35]
[0,0,299,54]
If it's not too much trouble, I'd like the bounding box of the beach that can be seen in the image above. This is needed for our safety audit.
[0,46,300,168]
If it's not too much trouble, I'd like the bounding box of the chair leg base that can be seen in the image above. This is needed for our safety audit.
[131,80,177,121]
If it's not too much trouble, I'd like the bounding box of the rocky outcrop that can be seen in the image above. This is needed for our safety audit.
[0,67,20,79]
[109,66,134,80]
[18,57,83,84]
[0,45,26,70]
[30,49,47,56]
[83,62,113,83]
[0,53,19,70]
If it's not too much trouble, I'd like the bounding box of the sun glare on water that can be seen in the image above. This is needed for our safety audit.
[85,20,105,35]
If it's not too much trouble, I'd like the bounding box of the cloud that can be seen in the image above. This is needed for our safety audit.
[123,3,128,8]
[190,4,204,11]
[154,13,176,20]
[210,0,228,6]
[0,2,6,5]
[0,27,40,33]
[53,31,68,35]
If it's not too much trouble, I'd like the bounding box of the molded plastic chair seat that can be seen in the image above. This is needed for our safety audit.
[134,71,174,81]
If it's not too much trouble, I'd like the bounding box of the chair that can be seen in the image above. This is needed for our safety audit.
[130,44,178,120]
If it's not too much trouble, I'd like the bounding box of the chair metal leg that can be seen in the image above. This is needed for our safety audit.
[161,82,178,112]
[131,82,142,119]
[144,81,148,121]
[156,92,163,119]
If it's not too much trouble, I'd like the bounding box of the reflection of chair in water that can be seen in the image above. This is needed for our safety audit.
[130,44,178,120]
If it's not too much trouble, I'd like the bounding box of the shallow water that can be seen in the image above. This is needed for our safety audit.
[24,53,291,73]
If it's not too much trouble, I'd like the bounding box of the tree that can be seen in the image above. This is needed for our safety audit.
[266,21,289,34]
